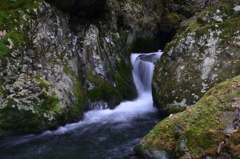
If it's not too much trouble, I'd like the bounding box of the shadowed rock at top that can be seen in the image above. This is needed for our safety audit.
[44,0,107,18]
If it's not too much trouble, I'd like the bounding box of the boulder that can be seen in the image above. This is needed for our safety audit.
[153,0,240,114]
[138,75,240,158]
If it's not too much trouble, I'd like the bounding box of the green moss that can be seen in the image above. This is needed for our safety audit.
[115,60,137,100]
[197,7,212,23]
[0,74,82,137]
[35,76,51,90]
[168,15,240,54]
[167,105,186,114]
[0,0,41,11]
[0,41,9,59]
[218,17,240,45]
[0,0,42,59]
[0,100,44,135]
[180,5,198,18]
[161,13,181,27]
[37,92,60,111]
[86,69,103,86]
[142,75,240,158]
[0,12,7,30]
[71,79,84,116]
[64,65,85,117]
[52,105,62,112]
[225,129,240,156]
[113,28,127,46]
[87,82,122,104]
[197,2,236,24]
[188,22,201,30]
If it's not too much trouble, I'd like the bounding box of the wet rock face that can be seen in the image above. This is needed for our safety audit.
[45,0,107,18]
[153,0,240,114]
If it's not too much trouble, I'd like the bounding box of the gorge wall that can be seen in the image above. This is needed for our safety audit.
[0,0,166,136]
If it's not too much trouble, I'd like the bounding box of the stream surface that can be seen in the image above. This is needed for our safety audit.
[0,52,163,159]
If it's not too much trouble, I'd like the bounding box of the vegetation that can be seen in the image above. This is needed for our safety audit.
[0,0,42,58]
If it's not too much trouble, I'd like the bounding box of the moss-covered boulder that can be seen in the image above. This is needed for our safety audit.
[138,75,240,159]
[153,0,240,114]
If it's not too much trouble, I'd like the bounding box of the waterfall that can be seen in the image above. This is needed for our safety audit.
[53,51,163,131]
[0,51,163,159]
[131,52,162,94]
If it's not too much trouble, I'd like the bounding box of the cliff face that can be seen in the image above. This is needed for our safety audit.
[0,0,166,136]
[153,0,240,114]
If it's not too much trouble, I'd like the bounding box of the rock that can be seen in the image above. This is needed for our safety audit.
[153,0,240,114]
[138,53,161,64]
[159,13,181,33]
[37,64,42,69]
[139,75,240,158]
[45,0,107,18]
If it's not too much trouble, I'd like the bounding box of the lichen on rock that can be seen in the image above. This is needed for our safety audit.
[0,0,85,135]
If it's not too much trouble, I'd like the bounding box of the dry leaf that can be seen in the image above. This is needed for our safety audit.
[217,141,225,154]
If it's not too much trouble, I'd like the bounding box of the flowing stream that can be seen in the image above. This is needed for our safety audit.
[0,51,162,159]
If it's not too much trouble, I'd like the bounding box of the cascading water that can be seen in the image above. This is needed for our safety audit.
[131,52,162,94]
[0,51,163,159]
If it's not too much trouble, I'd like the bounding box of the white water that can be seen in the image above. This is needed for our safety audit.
[0,51,163,159]
[131,52,162,94]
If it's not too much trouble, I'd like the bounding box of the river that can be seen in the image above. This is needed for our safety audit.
[0,51,163,159]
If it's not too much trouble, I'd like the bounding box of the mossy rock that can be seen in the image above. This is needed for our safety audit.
[160,13,181,33]
[179,5,198,18]
[115,60,137,101]
[0,0,43,59]
[87,82,122,107]
[153,0,240,114]
[0,94,61,136]
[197,2,238,24]
[139,75,240,158]
[86,59,137,108]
